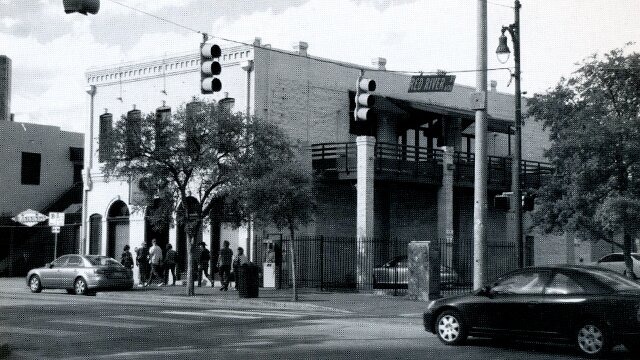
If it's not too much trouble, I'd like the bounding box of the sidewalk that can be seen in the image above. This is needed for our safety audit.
[2,277,429,316]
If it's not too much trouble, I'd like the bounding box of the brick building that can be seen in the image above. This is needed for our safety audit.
[83,39,581,286]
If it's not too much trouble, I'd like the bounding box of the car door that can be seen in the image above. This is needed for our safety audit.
[474,270,549,337]
[533,270,591,340]
[59,255,84,289]
[41,256,69,288]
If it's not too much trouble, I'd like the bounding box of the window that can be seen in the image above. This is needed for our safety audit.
[21,152,41,185]
[66,256,84,267]
[599,254,624,263]
[491,271,546,294]
[51,256,69,267]
[545,273,585,294]
[98,113,113,162]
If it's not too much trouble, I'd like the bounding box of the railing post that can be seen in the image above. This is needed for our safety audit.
[319,235,324,291]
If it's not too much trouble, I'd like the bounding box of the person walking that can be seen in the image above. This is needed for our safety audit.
[197,242,213,287]
[217,241,233,291]
[135,241,150,287]
[163,243,177,286]
[232,247,249,290]
[146,238,164,287]
[120,245,134,270]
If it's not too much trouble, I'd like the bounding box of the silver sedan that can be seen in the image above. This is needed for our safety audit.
[26,254,134,295]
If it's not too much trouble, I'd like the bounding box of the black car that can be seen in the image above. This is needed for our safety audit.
[423,265,640,357]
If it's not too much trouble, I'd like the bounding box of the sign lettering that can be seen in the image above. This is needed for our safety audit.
[408,75,456,93]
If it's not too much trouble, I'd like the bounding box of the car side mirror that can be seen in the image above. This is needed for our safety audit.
[478,285,492,297]
[46,263,53,269]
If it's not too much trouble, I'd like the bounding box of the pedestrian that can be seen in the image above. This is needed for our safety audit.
[146,238,164,287]
[197,242,213,287]
[120,244,134,270]
[217,240,233,291]
[135,241,150,287]
[232,247,249,290]
[164,243,177,286]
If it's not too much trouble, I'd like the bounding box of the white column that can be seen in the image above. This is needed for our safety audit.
[356,135,375,289]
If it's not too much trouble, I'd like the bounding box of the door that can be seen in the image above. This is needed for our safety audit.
[474,270,549,337]
[41,256,69,288]
[59,255,84,289]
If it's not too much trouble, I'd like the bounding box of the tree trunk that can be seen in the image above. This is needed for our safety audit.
[186,232,195,295]
[623,229,637,280]
[289,226,298,301]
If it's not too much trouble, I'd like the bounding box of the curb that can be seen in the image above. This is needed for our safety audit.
[95,291,353,314]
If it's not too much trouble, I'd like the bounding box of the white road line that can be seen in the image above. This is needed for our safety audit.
[204,309,305,318]
[0,325,80,337]
[50,319,150,329]
[162,310,262,319]
[110,315,206,324]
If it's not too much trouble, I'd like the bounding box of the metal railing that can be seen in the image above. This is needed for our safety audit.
[254,236,519,297]
[311,142,553,189]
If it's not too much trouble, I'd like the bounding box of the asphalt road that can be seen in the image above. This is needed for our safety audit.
[0,290,634,360]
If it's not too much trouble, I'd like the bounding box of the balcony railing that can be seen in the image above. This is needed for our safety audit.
[311,142,553,189]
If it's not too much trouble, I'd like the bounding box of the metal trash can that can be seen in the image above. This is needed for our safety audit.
[237,263,259,298]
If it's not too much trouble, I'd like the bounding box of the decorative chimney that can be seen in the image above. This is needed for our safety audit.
[293,41,308,56]
[490,80,497,92]
[371,57,386,70]
[253,37,262,46]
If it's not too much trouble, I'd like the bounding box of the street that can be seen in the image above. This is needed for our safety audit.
[0,283,634,360]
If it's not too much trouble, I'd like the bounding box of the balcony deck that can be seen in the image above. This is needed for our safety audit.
[311,142,552,191]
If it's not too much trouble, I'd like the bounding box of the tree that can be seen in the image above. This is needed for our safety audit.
[239,158,316,301]
[101,99,296,295]
[527,44,640,279]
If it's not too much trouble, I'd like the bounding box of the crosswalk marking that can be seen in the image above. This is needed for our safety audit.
[111,314,206,324]
[162,310,262,319]
[204,309,305,318]
[50,319,150,329]
[0,325,80,337]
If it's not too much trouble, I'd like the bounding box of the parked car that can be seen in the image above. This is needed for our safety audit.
[372,255,460,289]
[423,265,640,357]
[593,252,640,278]
[26,254,134,295]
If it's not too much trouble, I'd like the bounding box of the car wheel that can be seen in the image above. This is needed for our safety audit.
[576,322,610,357]
[74,278,88,295]
[28,275,42,293]
[436,310,467,345]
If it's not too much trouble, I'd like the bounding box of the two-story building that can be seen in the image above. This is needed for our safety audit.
[83,39,591,287]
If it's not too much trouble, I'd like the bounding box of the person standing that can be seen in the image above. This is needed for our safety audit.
[217,241,233,291]
[197,242,213,287]
[146,238,164,286]
[135,241,150,287]
[232,247,249,290]
[163,243,177,286]
[120,245,134,270]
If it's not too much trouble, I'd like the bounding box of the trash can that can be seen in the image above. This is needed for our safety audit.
[237,263,259,298]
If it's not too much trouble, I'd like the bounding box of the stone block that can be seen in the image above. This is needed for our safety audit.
[407,241,441,301]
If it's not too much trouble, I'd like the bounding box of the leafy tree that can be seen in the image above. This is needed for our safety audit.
[101,99,296,295]
[230,157,316,301]
[528,45,640,278]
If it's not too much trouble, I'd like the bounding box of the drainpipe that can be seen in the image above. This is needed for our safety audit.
[82,85,97,255]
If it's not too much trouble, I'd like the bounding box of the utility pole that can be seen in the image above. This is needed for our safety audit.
[473,0,488,289]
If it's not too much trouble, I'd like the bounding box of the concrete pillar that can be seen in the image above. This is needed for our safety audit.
[407,241,441,301]
[356,135,375,289]
[438,146,455,264]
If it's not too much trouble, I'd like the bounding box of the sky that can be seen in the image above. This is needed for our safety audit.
[1,0,639,133]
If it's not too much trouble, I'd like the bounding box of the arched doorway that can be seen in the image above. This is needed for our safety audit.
[107,200,130,259]
[89,214,102,255]
[176,197,201,276]
[145,198,171,251]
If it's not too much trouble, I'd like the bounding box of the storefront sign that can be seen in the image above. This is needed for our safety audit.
[12,209,48,227]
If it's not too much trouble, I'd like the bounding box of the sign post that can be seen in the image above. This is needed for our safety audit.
[49,213,65,260]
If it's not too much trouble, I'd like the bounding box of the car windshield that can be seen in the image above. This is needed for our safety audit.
[633,254,640,261]
[85,256,122,267]
[588,269,640,291]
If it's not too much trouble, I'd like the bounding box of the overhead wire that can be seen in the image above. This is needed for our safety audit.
[104,0,514,76]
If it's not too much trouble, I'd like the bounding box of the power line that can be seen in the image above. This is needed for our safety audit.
[104,0,514,76]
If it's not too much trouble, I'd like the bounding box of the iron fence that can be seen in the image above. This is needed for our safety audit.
[254,236,519,297]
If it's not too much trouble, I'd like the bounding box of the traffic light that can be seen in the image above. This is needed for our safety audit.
[494,193,511,210]
[349,74,377,136]
[523,193,535,212]
[63,0,100,15]
[200,43,222,94]
[354,77,376,122]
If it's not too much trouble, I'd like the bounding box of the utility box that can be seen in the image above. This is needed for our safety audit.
[263,262,276,288]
